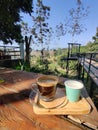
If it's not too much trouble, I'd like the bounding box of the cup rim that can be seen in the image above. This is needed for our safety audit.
[64,79,84,89]
[37,75,58,87]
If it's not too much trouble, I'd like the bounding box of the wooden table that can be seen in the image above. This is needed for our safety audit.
[0,67,98,130]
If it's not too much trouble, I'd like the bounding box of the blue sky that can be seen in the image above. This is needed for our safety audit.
[21,0,98,50]
[43,0,98,49]
[1,0,98,50]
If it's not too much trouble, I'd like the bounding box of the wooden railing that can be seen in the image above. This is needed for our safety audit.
[61,52,98,99]
[77,52,98,97]
[0,45,20,60]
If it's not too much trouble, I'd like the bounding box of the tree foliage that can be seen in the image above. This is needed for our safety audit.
[20,0,52,67]
[31,0,51,46]
[31,0,51,62]
[0,0,33,44]
[56,0,89,39]
[92,27,98,43]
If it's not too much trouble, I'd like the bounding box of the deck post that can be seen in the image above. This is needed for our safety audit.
[66,58,69,77]
[79,44,81,53]
[66,44,70,76]
[88,53,93,72]
[82,53,85,81]
[77,53,82,79]
[86,53,93,82]
[20,43,24,60]
[89,79,94,98]
[77,63,82,79]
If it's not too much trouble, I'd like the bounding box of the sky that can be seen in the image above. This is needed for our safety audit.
[21,0,98,50]
[1,0,98,50]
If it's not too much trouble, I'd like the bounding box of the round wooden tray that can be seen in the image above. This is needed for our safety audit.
[37,88,68,109]
[30,87,91,115]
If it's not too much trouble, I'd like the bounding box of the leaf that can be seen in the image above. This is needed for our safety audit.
[0,79,4,83]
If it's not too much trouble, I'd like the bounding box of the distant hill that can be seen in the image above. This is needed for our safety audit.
[80,43,98,53]
[30,42,98,57]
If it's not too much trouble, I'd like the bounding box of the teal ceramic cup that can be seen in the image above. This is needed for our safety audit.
[64,80,84,102]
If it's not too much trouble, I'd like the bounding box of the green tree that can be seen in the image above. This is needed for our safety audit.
[0,0,33,44]
[31,0,51,62]
[92,27,98,43]
[55,0,89,41]
[20,0,52,68]
[21,22,33,67]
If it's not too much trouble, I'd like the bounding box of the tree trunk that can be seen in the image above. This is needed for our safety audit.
[25,35,32,67]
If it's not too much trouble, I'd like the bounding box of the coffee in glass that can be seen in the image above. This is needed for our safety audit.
[37,76,58,102]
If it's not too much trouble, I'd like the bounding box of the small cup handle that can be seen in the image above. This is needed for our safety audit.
[31,83,38,92]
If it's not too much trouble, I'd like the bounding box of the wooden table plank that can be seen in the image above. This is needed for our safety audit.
[68,87,98,129]
[9,100,83,130]
[0,67,98,130]
[0,91,82,129]
[0,104,42,130]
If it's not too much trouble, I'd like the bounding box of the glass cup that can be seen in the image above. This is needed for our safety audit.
[36,75,58,102]
[64,79,84,102]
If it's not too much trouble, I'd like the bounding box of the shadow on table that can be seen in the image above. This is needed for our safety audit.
[0,88,31,105]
